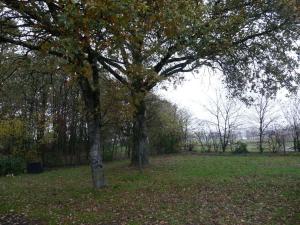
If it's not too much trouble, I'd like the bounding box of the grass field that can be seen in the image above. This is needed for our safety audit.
[0,153,299,225]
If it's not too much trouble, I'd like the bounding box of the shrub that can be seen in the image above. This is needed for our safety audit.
[149,133,182,154]
[0,156,26,176]
[233,141,249,154]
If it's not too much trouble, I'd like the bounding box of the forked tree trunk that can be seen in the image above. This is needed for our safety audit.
[131,97,149,169]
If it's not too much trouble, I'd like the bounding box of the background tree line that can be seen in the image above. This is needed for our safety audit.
[0,48,190,168]
[193,90,300,154]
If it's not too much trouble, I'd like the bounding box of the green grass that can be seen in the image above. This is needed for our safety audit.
[0,154,300,225]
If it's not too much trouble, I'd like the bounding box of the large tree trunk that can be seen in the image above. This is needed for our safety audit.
[87,116,106,188]
[79,74,106,188]
[131,97,149,169]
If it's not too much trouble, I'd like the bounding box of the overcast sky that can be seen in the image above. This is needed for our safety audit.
[155,68,292,131]
[155,69,231,121]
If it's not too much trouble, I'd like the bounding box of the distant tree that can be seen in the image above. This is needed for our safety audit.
[205,92,241,152]
[147,95,186,154]
[245,128,258,141]
[0,118,27,156]
[282,94,300,152]
[267,124,286,153]
[195,120,215,152]
[178,109,194,151]
[0,50,91,165]
[251,94,278,153]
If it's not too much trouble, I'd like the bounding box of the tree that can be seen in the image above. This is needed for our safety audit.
[204,92,241,152]
[0,118,28,156]
[251,94,278,153]
[0,1,110,187]
[0,49,92,165]
[1,0,299,187]
[266,123,287,153]
[177,109,194,151]
[282,94,300,152]
[86,0,299,165]
[194,120,222,152]
[195,120,214,152]
[147,95,186,154]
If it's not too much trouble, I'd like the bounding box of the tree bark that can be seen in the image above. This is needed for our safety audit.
[295,129,300,152]
[259,133,263,153]
[221,142,226,152]
[131,97,149,169]
[87,116,106,188]
[282,135,286,154]
[37,90,48,164]
[258,121,264,153]
[79,75,106,188]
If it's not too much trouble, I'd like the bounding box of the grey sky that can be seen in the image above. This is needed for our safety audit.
[155,69,293,131]
[156,70,228,121]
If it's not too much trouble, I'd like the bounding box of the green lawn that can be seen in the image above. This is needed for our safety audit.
[0,154,300,225]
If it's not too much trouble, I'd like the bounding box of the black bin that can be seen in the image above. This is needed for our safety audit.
[27,162,43,174]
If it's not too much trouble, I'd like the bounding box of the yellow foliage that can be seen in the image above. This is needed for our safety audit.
[81,62,93,79]
[40,42,51,54]
[0,119,25,140]
[0,119,27,156]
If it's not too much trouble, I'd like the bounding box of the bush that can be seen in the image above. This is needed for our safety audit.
[149,134,182,154]
[0,156,26,176]
[233,141,249,154]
